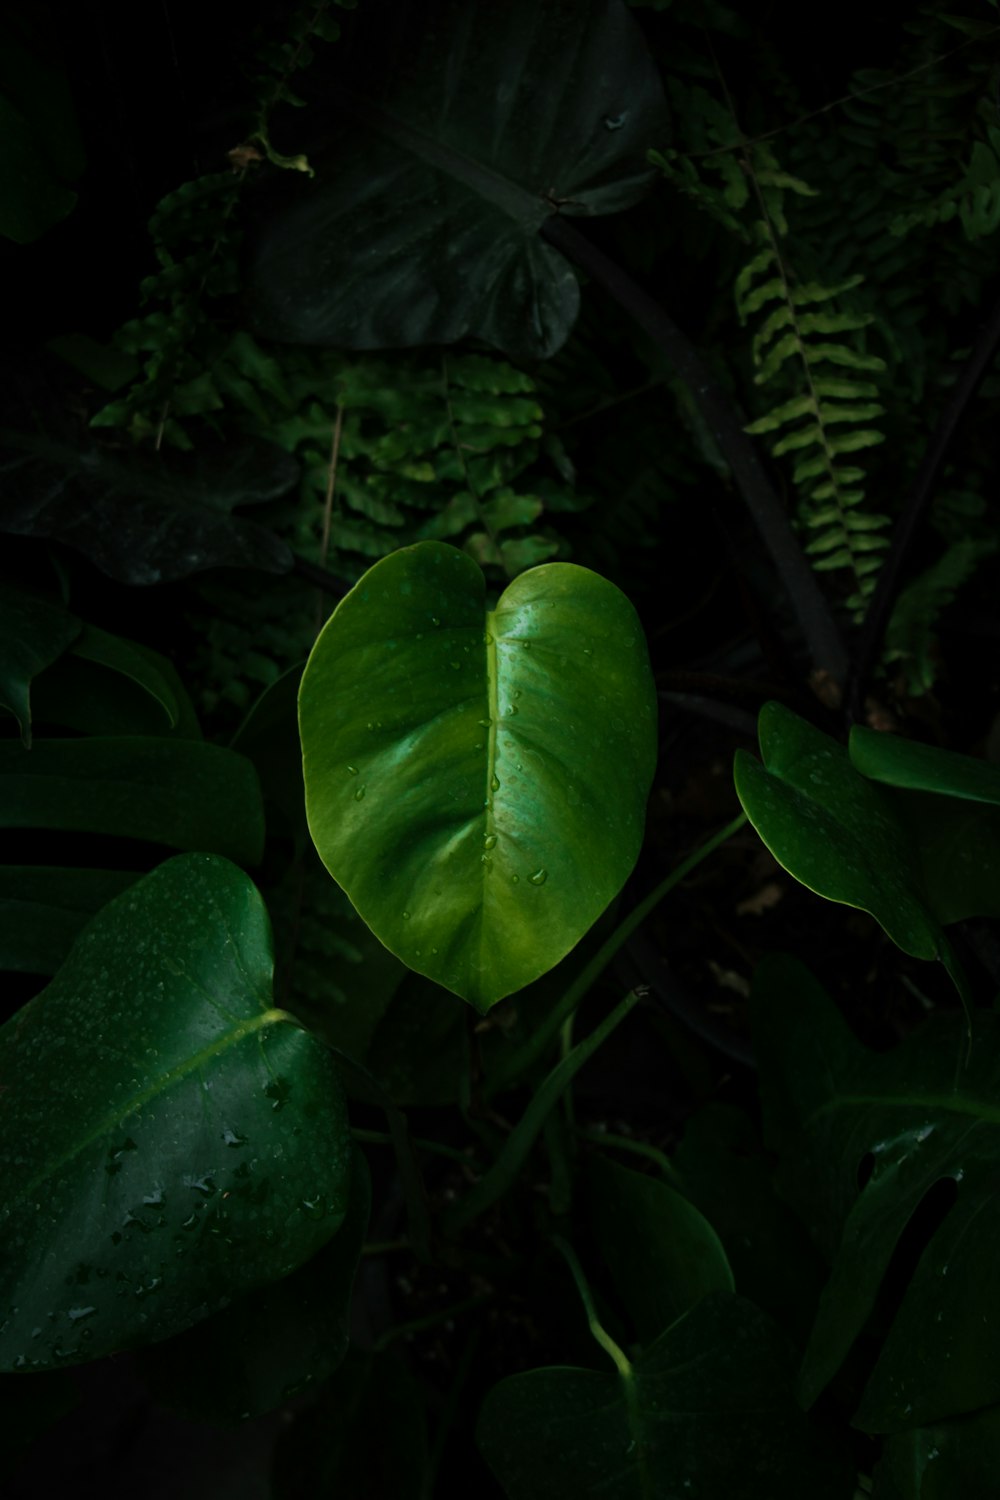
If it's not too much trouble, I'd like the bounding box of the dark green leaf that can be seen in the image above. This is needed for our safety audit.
[734,703,943,960]
[674,1103,827,1347]
[71,625,180,728]
[245,0,668,361]
[477,1293,849,1500]
[230,665,307,842]
[585,1152,733,1344]
[874,1403,1000,1499]
[851,726,1000,805]
[753,952,1000,1430]
[0,854,352,1372]
[139,1147,370,1422]
[0,866,139,974]
[0,433,296,584]
[299,541,657,1009]
[0,737,265,866]
[0,588,80,745]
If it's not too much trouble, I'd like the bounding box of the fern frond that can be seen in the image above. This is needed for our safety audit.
[884,536,999,695]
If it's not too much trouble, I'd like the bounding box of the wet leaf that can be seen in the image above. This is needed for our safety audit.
[0,854,352,1371]
[299,541,657,1009]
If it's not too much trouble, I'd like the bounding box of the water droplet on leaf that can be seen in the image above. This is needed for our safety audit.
[529,868,548,886]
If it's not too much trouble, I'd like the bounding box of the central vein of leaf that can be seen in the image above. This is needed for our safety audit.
[485,609,499,833]
[7,1007,295,1217]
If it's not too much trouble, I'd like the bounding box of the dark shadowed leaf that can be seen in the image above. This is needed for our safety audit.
[0,854,352,1372]
[674,1103,827,1348]
[0,432,296,583]
[585,1152,733,1343]
[477,1293,849,1500]
[138,1147,370,1423]
[245,0,668,361]
[874,1402,1000,1499]
[0,736,265,866]
[0,588,80,745]
[0,866,139,975]
[753,952,1000,1431]
[299,541,657,1009]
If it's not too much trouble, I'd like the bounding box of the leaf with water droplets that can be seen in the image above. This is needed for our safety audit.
[0,854,352,1373]
[299,541,657,1009]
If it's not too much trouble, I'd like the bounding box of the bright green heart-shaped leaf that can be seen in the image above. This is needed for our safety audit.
[0,736,264,867]
[477,1293,849,1500]
[585,1153,733,1344]
[0,588,80,745]
[0,854,352,1372]
[245,0,668,361]
[753,952,1000,1430]
[139,1146,369,1423]
[299,541,657,1009]
[734,702,943,960]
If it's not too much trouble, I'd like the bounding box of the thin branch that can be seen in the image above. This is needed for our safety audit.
[315,402,344,632]
[684,27,1000,164]
[847,285,1000,721]
[542,215,849,684]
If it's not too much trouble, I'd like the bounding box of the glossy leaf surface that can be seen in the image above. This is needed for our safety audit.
[477,1293,848,1500]
[139,1147,369,1423]
[0,433,295,583]
[753,952,1000,1430]
[585,1152,733,1343]
[300,542,656,1008]
[734,702,942,959]
[850,726,1000,804]
[245,0,668,361]
[0,736,265,866]
[0,854,352,1371]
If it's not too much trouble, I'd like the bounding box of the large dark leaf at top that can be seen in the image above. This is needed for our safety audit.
[244,0,668,361]
[0,432,296,584]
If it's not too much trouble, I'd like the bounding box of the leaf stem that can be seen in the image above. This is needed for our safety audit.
[485,811,747,1098]
[575,1126,685,1188]
[443,987,645,1235]
[540,214,848,685]
[550,1234,631,1378]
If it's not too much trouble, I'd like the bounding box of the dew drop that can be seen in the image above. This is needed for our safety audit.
[347,765,359,776]
[450,661,461,670]
[505,704,518,716]
[354,786,366,802]
[481,855,492,866]
[521,640,531,650]
[478,718,492,727]
[483,833,498,850]
[511,874,520,885]
[431,947,439,955]
[485,631,494,644]
[513,689,522,699]
[402,911,410,920]
[431,616,441,626]
[529,868,548,886]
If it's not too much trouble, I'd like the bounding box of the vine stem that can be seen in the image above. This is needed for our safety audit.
[485,810,748,1099]
[541,215,848,686]
[550,1235,632,1378]
[847,283,1000,721]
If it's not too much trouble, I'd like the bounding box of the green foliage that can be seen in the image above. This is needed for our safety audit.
[298,542,657,1008]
